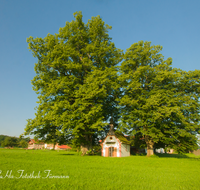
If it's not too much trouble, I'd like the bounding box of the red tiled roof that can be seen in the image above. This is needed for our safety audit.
[28,139,44,144]
[28,139,36,144]
[57,145,71,149]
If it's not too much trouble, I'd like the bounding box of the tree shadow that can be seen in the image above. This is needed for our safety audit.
[131,152,147,156]
[155,153,200,159]
[60,153,77,156]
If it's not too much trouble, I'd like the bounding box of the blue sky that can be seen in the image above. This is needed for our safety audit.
[0,0,200,137]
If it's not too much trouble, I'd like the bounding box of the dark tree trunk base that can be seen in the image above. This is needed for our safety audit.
[145,135,154,157]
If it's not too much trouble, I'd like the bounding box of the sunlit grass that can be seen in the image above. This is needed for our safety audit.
[0,149,200,190]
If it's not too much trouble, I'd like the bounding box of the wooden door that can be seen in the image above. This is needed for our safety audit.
[109,147,114,157]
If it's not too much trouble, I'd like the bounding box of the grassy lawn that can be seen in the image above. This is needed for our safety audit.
[0,149,200,190]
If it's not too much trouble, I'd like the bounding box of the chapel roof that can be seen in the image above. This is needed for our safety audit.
[114,131,131,145]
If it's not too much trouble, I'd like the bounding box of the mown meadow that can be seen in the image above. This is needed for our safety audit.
[0,149,200,190]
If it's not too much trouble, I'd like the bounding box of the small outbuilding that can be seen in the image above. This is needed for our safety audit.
[101,123,130,157]
[28,139,44,149]
[28,139,71,150]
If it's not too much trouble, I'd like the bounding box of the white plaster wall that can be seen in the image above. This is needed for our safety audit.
[121,144,130,157]
[103,135,120,157]
[155,148,164,154]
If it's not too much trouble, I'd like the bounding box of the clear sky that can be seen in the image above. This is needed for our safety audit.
[0,0,200,138]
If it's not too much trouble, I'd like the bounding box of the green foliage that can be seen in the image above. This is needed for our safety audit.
[85,145,101,155]
[130,133,146,149]
[25,11,122,149]
[18,140,28,148]
[0,135,8,141]
[115,131,131,144]
[119,41,200,154]
[1,136,19,147]
[25,12,200,154]
[85,149,94,155]
[0,135,8,147]
[0,135,30,148]
[92,145,102,152]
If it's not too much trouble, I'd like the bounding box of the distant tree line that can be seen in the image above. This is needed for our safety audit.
[0,135,30,148]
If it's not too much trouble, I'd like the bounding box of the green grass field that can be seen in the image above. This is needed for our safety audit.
[0,149,200,190]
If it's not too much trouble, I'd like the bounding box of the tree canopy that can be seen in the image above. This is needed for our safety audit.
[118,41,200,156]
[24,11,122,154]
[24,12,200,156]
[0,135,29,148]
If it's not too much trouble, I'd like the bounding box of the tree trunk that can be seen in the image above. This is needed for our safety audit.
[145,136,154,157]
[80,134,92,155]
[52,140,57,150]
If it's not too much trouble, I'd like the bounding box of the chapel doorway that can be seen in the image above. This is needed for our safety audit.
[109,147,114,157]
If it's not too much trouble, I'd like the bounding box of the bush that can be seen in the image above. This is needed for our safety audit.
[86,149,94,155]
[92,146,102,152]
